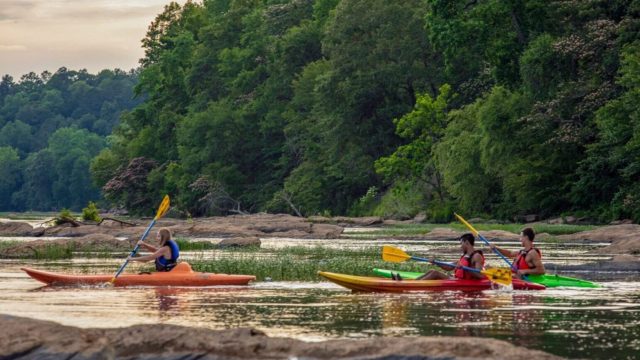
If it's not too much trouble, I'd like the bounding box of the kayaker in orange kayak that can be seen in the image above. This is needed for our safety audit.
[127,228,180,272]
[489,227,545,279]
[392,233,485,280]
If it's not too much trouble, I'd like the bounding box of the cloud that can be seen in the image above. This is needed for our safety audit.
[1,0,170,22]
[0,44,27,51]
[0,0,187,78]
[0,1,37,21]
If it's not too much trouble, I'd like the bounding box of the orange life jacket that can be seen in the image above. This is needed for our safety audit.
[514,248,541,271]
[454,250,485,280]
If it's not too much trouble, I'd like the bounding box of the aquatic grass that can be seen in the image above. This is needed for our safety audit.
[0,240,73,259]
[32,244,74,260]
[0,240,118,260]
[174,238,219,251]
[0,240,22,255]
[191,246,436,281]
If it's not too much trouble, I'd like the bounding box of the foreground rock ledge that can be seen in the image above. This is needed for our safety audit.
[0,315,562,360]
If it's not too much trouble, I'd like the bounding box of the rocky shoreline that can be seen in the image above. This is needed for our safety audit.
[0,213,344,239]
[1,214,638,264]
[0,315,562,360]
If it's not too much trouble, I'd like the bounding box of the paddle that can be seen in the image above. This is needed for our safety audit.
[454,213,515,269]
[382,245,512,286]
[109,195,171,284]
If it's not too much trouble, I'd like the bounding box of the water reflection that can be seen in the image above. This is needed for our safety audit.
[153,287,182,313]
[1,232,639,360]
[1,268,639,359]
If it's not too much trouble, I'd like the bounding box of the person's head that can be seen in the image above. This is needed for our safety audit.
[459,233,475,252]
[520,227,535,247]
[156,228,172,245]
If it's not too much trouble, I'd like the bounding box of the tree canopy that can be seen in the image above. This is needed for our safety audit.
[89,0,640,221]
[0,68,140,210]
[4,0,639,223]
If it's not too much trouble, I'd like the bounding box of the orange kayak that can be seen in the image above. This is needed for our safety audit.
[21,262,255,287]
[318,271,546,292]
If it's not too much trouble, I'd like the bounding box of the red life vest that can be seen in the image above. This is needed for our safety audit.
[454,250,485,280]
[514,248,541,271]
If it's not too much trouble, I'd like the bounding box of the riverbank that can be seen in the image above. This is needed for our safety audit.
[0,213,345,239]
[0,314,562,360]
[2,214,638,276]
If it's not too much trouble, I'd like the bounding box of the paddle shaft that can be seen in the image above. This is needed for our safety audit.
[113,218,157,279]
[476,233,515,269]
[455,214,515,269]
[410,255,483,274]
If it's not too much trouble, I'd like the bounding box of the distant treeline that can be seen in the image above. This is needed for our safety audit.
[4,0,640,223]
[0,68,140,210]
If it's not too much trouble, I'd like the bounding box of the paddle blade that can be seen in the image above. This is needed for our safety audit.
[382,245,411,263]
[481,267,512,286]
[454,213,479,236]
[155,195,171,220]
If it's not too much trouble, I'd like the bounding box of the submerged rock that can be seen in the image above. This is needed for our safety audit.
[0,315,562,360]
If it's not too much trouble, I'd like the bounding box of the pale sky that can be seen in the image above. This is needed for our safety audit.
[0,0,185,79]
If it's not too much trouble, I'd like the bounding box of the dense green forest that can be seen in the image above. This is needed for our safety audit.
[3,0,638,222]
[90,0,640,222]
[0,68,140,211]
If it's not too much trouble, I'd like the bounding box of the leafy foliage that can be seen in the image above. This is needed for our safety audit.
[0,0,627,222]
[0,68,139,210]
[81,201,101,222]
[54,208,73,225]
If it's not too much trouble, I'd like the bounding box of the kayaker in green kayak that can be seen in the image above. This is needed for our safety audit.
[127,228,180,272]
[393,233,485,281]
[489,227,545,279]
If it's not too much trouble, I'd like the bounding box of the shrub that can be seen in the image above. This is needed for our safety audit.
[54,208,73,225]
[82,201,101,222]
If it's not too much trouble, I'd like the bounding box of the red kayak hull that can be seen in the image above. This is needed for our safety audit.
[21,262,255,287]
[318,271,546,292]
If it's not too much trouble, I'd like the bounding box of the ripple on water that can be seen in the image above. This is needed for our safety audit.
[1,232,639,359]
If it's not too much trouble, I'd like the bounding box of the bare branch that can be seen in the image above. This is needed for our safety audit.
[280,191,303,217]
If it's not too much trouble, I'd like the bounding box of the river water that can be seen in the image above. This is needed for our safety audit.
[1,231,639,359]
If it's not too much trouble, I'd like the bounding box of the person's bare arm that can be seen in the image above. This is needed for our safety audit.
[470,253,485,279]
[129,247,169,262]
[137,240,158,252]
[489,244,517,258]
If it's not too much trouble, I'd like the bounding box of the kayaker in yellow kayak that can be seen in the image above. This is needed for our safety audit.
[392,233,485,280]
[127,228,180,272]
[489,227,545,279]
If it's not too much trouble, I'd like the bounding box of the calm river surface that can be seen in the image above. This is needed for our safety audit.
[1,232,639,359]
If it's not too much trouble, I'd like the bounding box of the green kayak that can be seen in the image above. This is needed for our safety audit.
[372,268,600,288]
[525,273,600,288]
